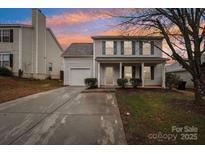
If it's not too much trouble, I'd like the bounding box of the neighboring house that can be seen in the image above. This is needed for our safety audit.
[166,54,205,88]
[63,36,167,87]
[0,9,63,79]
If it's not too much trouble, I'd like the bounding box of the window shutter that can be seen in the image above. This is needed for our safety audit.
[102,41,106,55]
[0,30,1,42]
[114,41,117,55]
[122,66,124,78]
[151,41,154,55]
[151,66,154,80]
[10,29,13,42]
[132,41,135,55]
[121,41,124,55]
[139,41,143,55]
[132,66,136,78]
[10,54,13,68]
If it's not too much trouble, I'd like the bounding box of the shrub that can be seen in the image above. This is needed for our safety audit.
[166,73,180,89]
[130,78,142,88]
[18,69,23,78]
[84,78,97,89]
[117,78,128,88]
[177,80,187,90]
[0,67,13,76]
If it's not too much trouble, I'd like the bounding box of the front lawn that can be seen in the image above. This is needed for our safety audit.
[116,89,205,144]
[0,76,63,104]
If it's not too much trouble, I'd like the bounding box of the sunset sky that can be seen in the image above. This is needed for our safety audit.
[0,8,124,49]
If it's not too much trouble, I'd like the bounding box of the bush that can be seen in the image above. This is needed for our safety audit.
[117,78,128,88]
[18,69,23,78]
[166,73,180,89]
[130,78,142,88]
[84,78,97,89]
[177,80,187,90]
[0,67,13,76]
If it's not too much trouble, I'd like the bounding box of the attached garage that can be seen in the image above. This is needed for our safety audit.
[62,43,93,86]
[69,67,91,86]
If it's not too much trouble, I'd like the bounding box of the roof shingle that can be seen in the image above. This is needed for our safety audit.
[63,43,93,57]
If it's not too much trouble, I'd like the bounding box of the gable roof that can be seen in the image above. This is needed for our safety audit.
[47,28,63,52]
[0,24,32,28]
[63,43,93,57]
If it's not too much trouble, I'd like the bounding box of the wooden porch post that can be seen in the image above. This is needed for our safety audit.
[119,62,122,78]
[162,62,166,88]
[141,62,144,87]
[97,62,100,88]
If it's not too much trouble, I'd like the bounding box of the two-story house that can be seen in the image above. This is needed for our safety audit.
[0,9,63,79]
[63,36,167,87]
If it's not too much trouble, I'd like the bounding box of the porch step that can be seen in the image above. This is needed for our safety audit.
[82,88,116,93]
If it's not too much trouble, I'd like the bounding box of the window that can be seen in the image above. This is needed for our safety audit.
[144,66,151,80]
[3,30,10,42]
[124,41,132,55]
[143,42,151,55]
[0,29,13,43]
[0,53,10,67]
[105,41,114,55]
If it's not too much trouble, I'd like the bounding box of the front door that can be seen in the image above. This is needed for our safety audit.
[124,66,132,79]
[105,66,114,85]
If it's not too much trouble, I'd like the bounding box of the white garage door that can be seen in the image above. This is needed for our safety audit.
[70,68,91,86]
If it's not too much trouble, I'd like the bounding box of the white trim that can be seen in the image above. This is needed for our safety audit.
[162,62,166,88]
[44,27,47,74]
[70,66,91,69]
[141,62,144,87]
[35,10,38,74]
[119,62,122,78]
[97,62,100,87]
[93,40,95,77]
[18,28,22,70]
[31,30,34,73]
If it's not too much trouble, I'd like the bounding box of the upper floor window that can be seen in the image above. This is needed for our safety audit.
[0,29,13,43]
[143,42,151,55]
[124,41,132,55]
[105,41,114,55]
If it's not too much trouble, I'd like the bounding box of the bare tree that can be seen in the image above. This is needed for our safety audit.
[116,8,205,104]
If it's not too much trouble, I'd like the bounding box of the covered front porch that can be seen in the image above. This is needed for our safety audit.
[95,57,166,88]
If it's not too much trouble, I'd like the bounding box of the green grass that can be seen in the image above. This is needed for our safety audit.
[116,89,205,144]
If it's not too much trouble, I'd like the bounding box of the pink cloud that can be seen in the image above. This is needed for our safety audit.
[56,28,122,49]
[47,10,112,27]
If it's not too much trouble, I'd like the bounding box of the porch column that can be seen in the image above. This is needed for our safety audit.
[162,62,166,88]
[141,62,144,87]
[97,62,100,88]
[119,62,122,78]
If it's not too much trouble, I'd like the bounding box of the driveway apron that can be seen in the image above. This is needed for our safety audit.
[0,87,126,145]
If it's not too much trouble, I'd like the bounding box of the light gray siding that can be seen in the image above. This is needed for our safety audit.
[0,28,20,74]
[64,58,93,85]
[22,27,33,76]
[0,9,63,79]
[46,29,62,79]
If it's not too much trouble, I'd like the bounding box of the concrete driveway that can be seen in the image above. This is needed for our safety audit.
[0,87,126,145]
